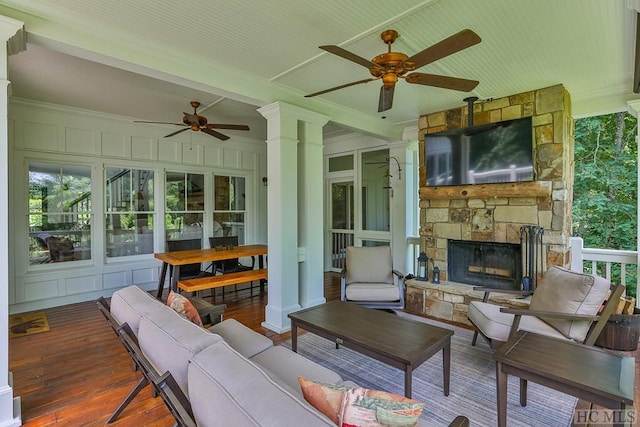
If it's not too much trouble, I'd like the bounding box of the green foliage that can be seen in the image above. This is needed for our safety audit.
[573,112,638,297]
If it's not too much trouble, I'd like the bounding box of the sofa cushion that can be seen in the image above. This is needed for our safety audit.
[110,285,165,336]
[345,283,400,302]
[208,318,273,358]
[528,266,610,342]
[138,308,221,396]
[188,341,334,426]
[298,377,425,427]
[250,345,343,399]
[467,300,567,343]
[346,246,393,284]
[166,290,202,326]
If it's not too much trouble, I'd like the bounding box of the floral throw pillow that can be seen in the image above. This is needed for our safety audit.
[298,377,425,427]
[166,291,203,326]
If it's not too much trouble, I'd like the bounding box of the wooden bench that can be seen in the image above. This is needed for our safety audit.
[178,268,268,293]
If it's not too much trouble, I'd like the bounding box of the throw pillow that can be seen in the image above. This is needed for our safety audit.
[298,377,424,427]
[299,377,351,424]
[166,291,203,326]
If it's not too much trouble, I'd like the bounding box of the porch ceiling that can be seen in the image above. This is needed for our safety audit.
[0,0,638,140]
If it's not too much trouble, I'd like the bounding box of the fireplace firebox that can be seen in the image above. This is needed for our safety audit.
[448,240,522,290]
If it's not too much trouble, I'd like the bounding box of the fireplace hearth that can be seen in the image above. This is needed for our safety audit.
[448,240,522,290]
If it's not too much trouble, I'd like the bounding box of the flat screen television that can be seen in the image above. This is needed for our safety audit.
[425,116,534,186]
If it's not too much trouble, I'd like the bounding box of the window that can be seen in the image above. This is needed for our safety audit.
[28,162,92,264]
[105,167,155,257]
[165,172,205,247]
[329,154,354,172]
[213,175,246,244]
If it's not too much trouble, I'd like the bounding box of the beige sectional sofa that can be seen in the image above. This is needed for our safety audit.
[105,285,467,426]
[109,285,355,426]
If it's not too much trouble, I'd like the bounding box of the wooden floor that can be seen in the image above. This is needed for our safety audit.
[8,273,640,426]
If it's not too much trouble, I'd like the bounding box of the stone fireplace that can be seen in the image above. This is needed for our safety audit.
[406,84,574,324]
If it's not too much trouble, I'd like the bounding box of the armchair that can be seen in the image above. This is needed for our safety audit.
[468,266,625,349]
[341,245,405,310]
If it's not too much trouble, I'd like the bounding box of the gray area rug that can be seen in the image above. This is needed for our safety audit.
[281,311,576,427]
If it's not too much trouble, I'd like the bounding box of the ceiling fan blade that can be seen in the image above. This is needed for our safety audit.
[406,72,479,92]
[201,127,230,141]
[404,29,481,69]
[320,45,382,70]
[378,85,395,113]
[164,127,190,138]
[207,124,250,131]
[134,121,185,126]
[305,78,379,98]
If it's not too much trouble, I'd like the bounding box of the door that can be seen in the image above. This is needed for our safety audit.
[328,180,354,271]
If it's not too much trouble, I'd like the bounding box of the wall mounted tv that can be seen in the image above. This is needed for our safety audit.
[425,116,534,186]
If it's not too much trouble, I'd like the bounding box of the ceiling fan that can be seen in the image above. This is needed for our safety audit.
[305,29,481,112]
[134,101,250,141]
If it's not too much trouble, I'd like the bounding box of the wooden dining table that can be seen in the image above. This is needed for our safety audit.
[154,244,268,299]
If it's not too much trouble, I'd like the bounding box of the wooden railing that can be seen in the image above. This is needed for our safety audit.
[570,236,638,307]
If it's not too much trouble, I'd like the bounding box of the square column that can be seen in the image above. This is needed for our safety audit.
[258,103,301,332]
[0,14,25,427]
[298,117,328,308]
[258,102,328,332]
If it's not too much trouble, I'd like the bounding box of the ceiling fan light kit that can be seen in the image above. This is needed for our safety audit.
[134,101,250,141]
[306,29,482,112]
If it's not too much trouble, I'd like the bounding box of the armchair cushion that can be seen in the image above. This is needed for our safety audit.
[344,283,401,302]
[528,266,610,342]
[468,300,567,343]
[346,246,393,284]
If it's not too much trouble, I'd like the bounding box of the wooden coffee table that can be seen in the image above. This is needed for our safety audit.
[494,331,635,427]
[288,301,453,398]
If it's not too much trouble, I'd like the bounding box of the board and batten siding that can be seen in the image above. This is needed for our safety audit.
[8,99,267,313]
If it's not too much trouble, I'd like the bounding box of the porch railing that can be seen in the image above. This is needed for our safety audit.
[330,231,354,271]
[570,236,638,307]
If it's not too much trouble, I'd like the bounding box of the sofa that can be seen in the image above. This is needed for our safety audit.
[108,285,464,427]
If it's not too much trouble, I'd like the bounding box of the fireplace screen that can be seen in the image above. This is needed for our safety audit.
[448,240,522,290]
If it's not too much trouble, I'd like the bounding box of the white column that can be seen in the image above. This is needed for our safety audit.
[627,99,640,307]
[298,114,328,308]
[0,15,25,427]
[258,102,301,332]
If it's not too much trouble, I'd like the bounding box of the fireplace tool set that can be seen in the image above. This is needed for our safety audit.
[520,225,544,291]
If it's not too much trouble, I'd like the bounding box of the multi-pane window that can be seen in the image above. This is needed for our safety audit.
[213,175,246,244]
[105,167,154,257]
[28,162,92,264]
[165,172,205,247]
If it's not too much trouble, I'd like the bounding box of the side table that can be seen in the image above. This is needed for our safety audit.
[494,331,634,427]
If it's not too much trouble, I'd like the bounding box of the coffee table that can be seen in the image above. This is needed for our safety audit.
[494,331,635,427]
[288,301,453,398]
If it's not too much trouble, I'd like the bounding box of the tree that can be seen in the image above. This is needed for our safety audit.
[572,111,637,297]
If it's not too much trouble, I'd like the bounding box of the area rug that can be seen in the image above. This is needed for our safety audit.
[281,312,577,427]
[9,311,50,338]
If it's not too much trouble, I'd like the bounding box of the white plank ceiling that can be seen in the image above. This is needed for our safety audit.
[0,0,638,140]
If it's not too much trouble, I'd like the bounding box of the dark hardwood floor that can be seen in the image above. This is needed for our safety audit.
[8,273,640,426]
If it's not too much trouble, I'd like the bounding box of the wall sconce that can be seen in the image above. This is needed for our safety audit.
[262,177,268,186]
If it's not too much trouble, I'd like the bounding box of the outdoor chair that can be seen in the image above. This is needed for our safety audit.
[167,238,213,281]
[209,236,256,297]
[468,266,625,349]
[341,245,405,310]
